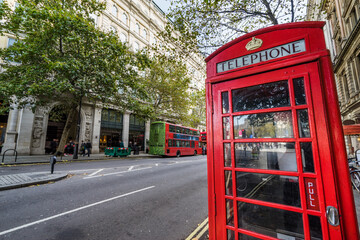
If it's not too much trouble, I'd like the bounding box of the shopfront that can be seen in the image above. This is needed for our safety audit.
[205,22,359,240]
[129,114,145,151]
[100,109,123,151]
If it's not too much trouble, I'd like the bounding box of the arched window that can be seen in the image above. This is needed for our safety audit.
[109,26,117,33]
[89,13,97,25]
[135,23,140,34]
[112,5,118,17]
[120,33,127,43]
[152,37,157,45]
[133,42,139,52]
[122,13,128,25]
[142,29,147,39]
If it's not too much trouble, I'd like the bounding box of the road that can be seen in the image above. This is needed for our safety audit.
[0,155,208,240]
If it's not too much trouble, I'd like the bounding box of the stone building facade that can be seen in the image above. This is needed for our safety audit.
[307,0,360,155]
[0,0,206,155]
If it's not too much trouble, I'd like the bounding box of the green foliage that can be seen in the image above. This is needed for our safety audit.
[166,0,309,55]
[140,52,192,122]
[183,87,205,128]
[0,0,148,114]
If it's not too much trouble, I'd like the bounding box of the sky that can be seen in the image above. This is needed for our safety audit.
[153,0,171,14]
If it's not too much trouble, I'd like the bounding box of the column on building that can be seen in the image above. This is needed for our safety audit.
[122,112,130,147]
[91,106,102,154]
[16,107,35,154]
[145,119,150,152]
[3,106,19,152]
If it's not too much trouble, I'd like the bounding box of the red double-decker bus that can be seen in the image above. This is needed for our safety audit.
[200,131,207,144]
[149,121,202,157]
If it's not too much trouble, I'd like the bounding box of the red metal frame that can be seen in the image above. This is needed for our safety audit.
[205,22,359,240]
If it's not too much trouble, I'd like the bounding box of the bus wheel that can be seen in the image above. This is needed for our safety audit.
[194,150,197,156]
[176,151,181,158]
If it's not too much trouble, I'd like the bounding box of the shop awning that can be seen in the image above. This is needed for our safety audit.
[343,124,360,135]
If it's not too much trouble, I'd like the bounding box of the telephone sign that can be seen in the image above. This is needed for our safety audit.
[205,22,359,240]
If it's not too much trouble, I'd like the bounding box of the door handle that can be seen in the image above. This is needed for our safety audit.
[326,206,339,226]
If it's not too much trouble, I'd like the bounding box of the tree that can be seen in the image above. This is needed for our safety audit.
[165,0,309,55]
[0,0,149,154]
[184,87,205,128]
[141,52,192,123]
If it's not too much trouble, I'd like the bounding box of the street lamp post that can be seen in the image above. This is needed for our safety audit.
[73,95,82,159]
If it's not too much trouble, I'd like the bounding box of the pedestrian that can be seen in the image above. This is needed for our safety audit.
[107,138,112,147]
[129,141,134,154]
[85,140,92,157]
[50,138,58,155]
[134,142,139,155]
[119,140,124,148]
[80,141,86,156]
[202,144,207,155]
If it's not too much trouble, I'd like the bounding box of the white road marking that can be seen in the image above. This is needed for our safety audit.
[88,169,103,177]
[128,166,134,171]
[0,186,155,236]
[83,167,152,179]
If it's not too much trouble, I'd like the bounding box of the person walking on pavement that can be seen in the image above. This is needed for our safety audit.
[134,142,139,155]
[119,140,124,148]
[85,140,92,157]
[129,141,134,154]
[50,138,58,155]
[80,141,86,156]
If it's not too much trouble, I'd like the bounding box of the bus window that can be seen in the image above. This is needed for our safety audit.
[169,139,172,147]
[186,141,190,147]
[169,125,175,133]
[176,127,181,133]
[181,128,185,134]
[186,129,190,135]
[176,140,180,147]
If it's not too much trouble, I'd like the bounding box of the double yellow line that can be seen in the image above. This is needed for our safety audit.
[185,217,209,240]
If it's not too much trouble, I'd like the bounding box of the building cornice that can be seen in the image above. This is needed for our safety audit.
[334,19,360,72]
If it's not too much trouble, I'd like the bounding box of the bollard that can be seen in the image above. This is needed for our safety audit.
[50,156,57,174]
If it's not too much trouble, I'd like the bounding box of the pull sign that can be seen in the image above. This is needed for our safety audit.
[304,178,319,211]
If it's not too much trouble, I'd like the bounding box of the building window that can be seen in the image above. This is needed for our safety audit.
[109,26,117,33]
[122,13,128,25]
[7,38,17,47]
[89,13,97,25]
[342,71,350,102]
[152,37,157,45]
[120,33,127,43]
[351,56,360,92]
[142,29,147,39]
[133,42,139,52]
[351,9,358,29]
[135,23,140,34]
[101,109,123,129]
[112,5,118,17]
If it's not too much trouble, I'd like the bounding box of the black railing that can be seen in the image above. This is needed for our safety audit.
[2,149,17,163]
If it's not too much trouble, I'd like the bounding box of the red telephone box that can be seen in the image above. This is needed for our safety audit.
[205,22,359,240]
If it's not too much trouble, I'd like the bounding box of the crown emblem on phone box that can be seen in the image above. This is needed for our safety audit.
[246,37,263,51]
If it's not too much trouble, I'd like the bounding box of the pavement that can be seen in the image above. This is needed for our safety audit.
[1,153,359,239]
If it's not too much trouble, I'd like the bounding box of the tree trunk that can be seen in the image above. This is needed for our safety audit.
[56,107,78,154]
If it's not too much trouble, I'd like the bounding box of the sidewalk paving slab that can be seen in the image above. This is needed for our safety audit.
[0,172,68,191]
[1,152,152,166]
